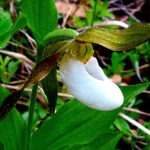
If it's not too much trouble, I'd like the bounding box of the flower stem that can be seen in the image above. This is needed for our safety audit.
[25,83,38,150]
[25,45,43,150]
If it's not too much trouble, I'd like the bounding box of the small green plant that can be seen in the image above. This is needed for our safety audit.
[73,0,114,27]
[0,55,21,83]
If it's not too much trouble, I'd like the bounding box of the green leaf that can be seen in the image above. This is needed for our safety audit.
[0,141,4,150]
[114,117,132,136]
[76,23,150,51]
[0,109,26,150]
[42,64,57,114]
[144,135,150,150]
[65,132,122,150]
[0,7,11,48]
[0,85,11,104]
[85,132,122,150]
[22,0,58,43]
[31,100,121,150]
[11,14,27,33]
[120,82,150,104]
[0,8,11,35]
[111,52,124,74]
[0,86,26,150]
[97,0,114,18]
[0,33,11,48]
[128,51,143,81]
[8,60,21,79]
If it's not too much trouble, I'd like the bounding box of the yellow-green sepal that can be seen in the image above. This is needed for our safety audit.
[75,23,150,51]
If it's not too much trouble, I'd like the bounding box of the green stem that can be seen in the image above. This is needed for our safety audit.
[25,83,38,150]
[91,0,99,27]
[25,45,44,150]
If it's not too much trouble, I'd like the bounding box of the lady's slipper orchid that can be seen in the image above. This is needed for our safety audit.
[60,55,124,111]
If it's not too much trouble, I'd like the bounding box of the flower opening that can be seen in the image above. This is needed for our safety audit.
[60,56,124,111]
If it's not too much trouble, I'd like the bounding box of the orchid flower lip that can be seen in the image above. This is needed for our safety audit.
[60,55,124,111]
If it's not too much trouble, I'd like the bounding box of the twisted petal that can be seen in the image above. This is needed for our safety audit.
[60,56,124,110]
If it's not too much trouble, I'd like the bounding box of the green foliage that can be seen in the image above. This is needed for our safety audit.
[136,42,150,63]
[0,0,6,6]
[128,51,143,81]
[111,52,128,74]
[29,82,148,150]
[21,0,59,121]
[22,0,58,44]
[0,141,4,150]
[0,86,26,150]
[31,100,121,150]
[0,85,10,104]
[0,109,26,150]
[65,132,122,150]
[3,80,148,150]
[90,0,113,17]
[42,65,58,114]
[114,117,132,136]
[0,8,11,34]
[0,52,61,121]
[0,55,21,83]
[109,47,149,80]
[144,130,150,150]
[0,1,150,150]
[0,7,26,48]
[89,0,114,21]
[120,82,150,105]
[0,7,11,48]
[11,14,27,33]
[73,0,114,27]
[8,60,21,78]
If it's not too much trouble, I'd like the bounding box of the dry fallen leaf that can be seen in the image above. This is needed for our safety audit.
[56,1,85,18]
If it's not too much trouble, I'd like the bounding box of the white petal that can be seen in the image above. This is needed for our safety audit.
[84,57,107,80]
[60,56,124,110]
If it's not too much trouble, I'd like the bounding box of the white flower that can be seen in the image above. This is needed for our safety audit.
[60,56,124,110]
